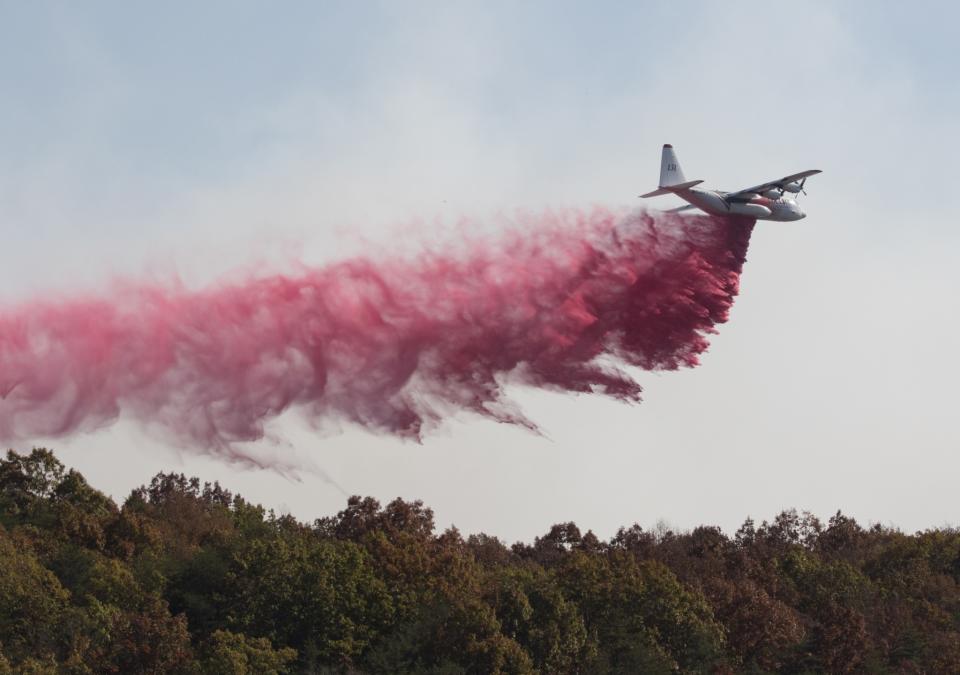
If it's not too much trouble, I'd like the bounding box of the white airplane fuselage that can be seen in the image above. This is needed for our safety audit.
[678,187,806,221]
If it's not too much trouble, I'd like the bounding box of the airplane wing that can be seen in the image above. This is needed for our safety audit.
[665,204,699,213]
[725,169,822,201]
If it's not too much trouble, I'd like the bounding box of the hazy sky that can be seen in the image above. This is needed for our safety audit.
[2,1,958,543]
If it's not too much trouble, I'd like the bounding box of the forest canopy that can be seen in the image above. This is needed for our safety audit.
[1,447,958,674]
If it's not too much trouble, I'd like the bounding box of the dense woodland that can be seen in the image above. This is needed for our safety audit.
[1,449,959,674]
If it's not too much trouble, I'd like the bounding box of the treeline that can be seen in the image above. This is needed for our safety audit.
[1,449,959,673]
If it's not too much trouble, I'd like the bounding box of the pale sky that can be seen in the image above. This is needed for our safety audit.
[2,1,958,543]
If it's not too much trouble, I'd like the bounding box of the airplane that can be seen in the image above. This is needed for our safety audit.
[640,145,821,221]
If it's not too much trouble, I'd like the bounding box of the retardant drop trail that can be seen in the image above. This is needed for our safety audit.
[0,209,754,462]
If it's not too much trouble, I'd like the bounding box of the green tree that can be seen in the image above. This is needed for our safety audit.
[554,548,726,673]
[0,530,68,667]
[197,630,297,675]
[486,566,593,673]
[206,526,393,668]
[363,596,534,675]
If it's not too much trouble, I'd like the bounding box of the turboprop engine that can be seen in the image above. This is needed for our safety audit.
[762,189,782,198]
[782,181,802,193]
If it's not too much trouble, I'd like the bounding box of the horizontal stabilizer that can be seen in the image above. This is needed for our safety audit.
[664,179,703,191]
[639,187,670,198]
[639,179,703,198]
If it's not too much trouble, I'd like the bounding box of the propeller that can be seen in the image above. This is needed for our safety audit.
[799,178,807,196]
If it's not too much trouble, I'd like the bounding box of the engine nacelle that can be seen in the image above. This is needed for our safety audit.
[762,189,782,199]
[782,181,802,193]
[728,203,772,217]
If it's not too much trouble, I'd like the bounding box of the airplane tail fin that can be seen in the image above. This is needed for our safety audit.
[640,144,703,198]
[659,144,686,187]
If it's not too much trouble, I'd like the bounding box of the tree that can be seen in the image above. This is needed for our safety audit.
[486,566,593,673]
[197,630,297,675]
[0,530,69,667]
[207,529,393,668]
[553,549,726,673]
[363,596,534,675]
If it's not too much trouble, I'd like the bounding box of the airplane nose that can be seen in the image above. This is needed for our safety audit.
[796,211,806,220]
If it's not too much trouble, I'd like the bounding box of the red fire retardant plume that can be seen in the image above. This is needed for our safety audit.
[0,209,754,462]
